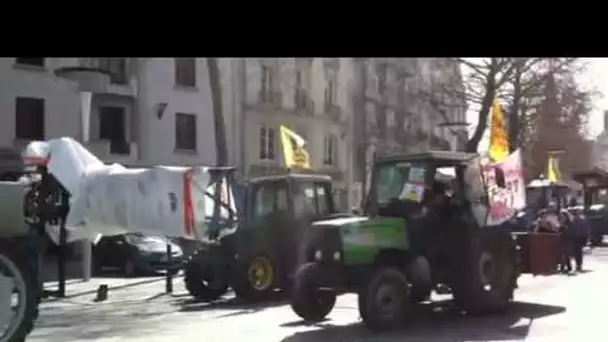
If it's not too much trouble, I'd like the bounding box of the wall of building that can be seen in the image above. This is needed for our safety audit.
[0,58,232,168]
[237,58,352,209]
[0,58,80,147]
[135,58,219,166]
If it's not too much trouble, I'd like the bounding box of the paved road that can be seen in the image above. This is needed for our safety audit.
[27,248,608,342]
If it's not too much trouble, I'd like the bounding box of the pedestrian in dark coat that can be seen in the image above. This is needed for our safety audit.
[571,209,590,272]
[558,210,573,273]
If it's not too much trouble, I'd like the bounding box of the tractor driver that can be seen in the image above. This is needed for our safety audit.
[422,179,459,255]
[425,180,452,218]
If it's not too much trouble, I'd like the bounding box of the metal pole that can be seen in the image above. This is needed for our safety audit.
[80,90,93,282]
[165,243,173,294]
[239,59,247,179]
[58,215,67,298]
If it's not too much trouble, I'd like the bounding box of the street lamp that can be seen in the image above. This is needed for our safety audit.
[54,66,110,284]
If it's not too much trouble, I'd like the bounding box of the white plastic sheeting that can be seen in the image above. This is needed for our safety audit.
[65,164,211,242]
[22,137,230,243]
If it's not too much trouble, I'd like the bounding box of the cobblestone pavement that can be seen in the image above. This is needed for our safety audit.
[27,248,607,342]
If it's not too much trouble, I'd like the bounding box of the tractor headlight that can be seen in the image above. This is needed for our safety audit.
[314,250,323,261]
[333,251,341,261]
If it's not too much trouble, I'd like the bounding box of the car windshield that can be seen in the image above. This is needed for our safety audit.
[374,162,426,204]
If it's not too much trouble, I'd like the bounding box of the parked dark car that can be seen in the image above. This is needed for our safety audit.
[93,233,184,277]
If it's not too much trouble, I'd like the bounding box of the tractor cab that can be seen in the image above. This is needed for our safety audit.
[526,178,572,213]
[245,173,336,228]
[511,178,572,275]
[366,151,485,228]
[573,168,608,246]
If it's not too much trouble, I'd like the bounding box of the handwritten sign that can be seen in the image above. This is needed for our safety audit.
[483,149,526,226]
[398,182,426,203]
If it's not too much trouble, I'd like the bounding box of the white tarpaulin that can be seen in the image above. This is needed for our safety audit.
[22,137,233,243]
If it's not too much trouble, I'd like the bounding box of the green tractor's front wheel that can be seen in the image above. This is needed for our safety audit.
[290,263,337,322]
[184,252,229,302]
[358,267,411,332]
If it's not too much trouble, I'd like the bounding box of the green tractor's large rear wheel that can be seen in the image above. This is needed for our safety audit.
[232,254,280,301]
[358,267,411,332]
[451,230,518,315]
[290,263,336,322]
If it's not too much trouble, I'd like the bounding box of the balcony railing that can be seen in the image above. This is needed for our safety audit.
[81,58,128,85]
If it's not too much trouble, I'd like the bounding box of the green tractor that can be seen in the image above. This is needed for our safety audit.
[184,171,349,302]
[289,151,529,331]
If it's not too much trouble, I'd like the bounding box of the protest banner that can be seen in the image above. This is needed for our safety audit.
[482,149,526,226]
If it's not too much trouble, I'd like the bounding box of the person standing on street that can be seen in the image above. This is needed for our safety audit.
[571,208,590,272]
[558,210,573,274]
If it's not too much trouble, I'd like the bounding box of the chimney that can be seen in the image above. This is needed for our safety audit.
[604,110,608,132]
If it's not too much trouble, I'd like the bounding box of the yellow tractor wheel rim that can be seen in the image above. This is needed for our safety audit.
[247,256,274,291]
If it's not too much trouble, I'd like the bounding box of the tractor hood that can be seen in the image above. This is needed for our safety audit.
[305,215,408,265]
[310,215,406,247]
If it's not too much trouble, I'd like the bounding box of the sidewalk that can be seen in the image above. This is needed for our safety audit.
[42,272,185,305]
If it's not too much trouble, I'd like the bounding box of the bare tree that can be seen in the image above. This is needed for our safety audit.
[525,69,597,178]
[503,58,580,151]
[438,58,578,153]
[206,58,229,166]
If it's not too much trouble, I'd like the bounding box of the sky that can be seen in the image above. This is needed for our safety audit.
[578,58,608,137]
[465,58,608,152]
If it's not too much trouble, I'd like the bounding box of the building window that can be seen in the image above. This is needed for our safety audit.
[175,58,196,88]
[175,113,197,151]
[259,126,275,160]
[15,97,44,140]
[99,105,130,154]
[260,66,275,103]
[376,63,388,94]
[97,58,128,85]
[295,69,304,109]
[15,58,45,68]
[324,79,336,112]
[323,134,338,166]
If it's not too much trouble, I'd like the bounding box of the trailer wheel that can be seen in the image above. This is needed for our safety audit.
[358,267,410,331]
[0,239,38,342]
[452,230,518,315]
[290,263,336,322]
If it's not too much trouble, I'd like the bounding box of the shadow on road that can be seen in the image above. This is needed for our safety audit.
[42,277,169,303]
[175,291,289,318]
[279,300,566,342]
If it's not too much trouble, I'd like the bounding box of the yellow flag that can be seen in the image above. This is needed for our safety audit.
[279,125,311,169]
[488,99,510,163]
[547,154,562,183]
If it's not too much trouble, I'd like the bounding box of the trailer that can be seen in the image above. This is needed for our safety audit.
[0,137,243,341]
